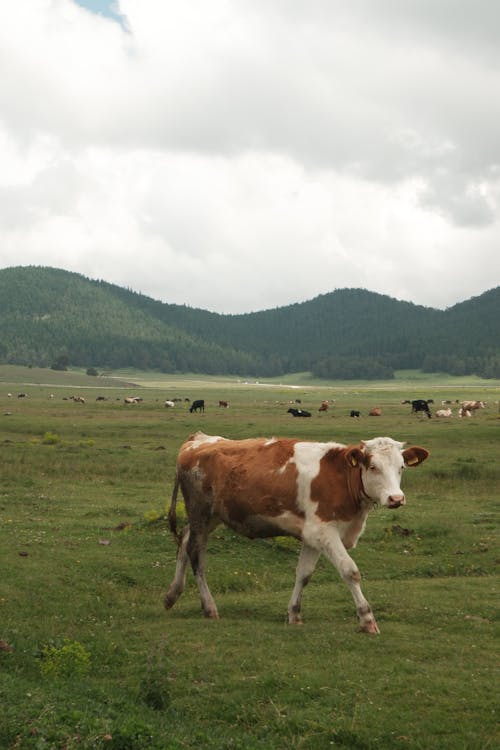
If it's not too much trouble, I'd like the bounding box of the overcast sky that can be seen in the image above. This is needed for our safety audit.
[1,1,499,313]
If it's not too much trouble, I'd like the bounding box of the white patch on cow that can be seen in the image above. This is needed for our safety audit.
[362,437,405,453]
[292,441,345,515]
[269,510,304,537]
[360,437,406,507]
[187,432,224,450]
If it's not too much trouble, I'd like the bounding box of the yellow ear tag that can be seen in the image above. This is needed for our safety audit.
[406,457,418,466]
[350,456,358,467]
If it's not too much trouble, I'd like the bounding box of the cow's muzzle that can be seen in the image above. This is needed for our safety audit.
[387,494,405,509]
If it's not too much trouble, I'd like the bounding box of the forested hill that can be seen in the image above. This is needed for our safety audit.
[0,266,499,379]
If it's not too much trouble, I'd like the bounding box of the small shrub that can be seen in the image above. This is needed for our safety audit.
[38,639,91,679]
[144,509,162,524]
[42,431,60,445]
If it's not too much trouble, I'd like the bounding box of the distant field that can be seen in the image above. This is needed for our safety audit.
[2,363,500,392]
[0,365,139,389]
[0,371,498,749]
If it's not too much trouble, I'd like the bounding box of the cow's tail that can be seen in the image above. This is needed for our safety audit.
[167,471,182,547]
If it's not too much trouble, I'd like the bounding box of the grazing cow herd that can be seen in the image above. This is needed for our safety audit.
[7,390,490,421]
[399,398,487,419]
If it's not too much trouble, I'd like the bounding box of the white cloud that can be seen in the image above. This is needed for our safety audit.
[0,0,498,313]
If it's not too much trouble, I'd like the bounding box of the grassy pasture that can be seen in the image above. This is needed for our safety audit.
[0,370,499,749]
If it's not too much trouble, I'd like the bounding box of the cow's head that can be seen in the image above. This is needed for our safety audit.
[346,437,429,509]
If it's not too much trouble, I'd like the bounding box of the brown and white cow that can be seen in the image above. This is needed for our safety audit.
[369,407,382,416]
[461,400,485,412]
[164,432,429,633]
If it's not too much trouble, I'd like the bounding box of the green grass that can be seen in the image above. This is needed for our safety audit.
[0,368,499,749]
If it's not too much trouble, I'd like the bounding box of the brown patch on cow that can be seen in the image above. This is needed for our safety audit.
[311,445,367,522]
[177,436,302,538]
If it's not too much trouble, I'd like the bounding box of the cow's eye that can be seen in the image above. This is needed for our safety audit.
[369,465,379,473]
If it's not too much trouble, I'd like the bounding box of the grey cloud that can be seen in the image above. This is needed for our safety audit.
[419,173,497,227]
[0,159,85,229]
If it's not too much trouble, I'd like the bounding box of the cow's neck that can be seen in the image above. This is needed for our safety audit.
[346,465,373,511]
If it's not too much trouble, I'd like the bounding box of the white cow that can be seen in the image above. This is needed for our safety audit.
[164,400,175,408]
[435,408,453,418]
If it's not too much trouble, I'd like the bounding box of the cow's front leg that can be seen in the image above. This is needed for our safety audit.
[307,525,380,634]
[288,543,320,624]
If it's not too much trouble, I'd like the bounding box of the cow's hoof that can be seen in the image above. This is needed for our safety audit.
[203,609,219,619]
[360,619,380,634]
[163,592,177,610]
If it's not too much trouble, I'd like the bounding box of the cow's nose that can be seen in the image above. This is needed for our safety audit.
[387,494,405,509]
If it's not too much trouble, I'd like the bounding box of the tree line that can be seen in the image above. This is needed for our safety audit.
[0,266,498,379]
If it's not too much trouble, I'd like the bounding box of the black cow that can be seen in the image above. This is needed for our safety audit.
[287,407,311,417]
[406,399,432,418]
[350,410,361,418]
[190,399,205,413]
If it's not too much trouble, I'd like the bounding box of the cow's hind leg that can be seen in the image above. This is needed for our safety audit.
[188,527,219,619]
[164,525,190,610]
[288,543,320,624]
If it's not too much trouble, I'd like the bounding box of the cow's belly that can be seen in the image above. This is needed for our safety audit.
[224,511,304,540]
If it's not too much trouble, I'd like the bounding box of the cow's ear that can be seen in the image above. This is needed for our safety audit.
[345,446,365,468]
[403,446,429,467]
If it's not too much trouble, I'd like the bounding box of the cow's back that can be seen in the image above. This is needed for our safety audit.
[178,433,299,497]
[177,434,304,537]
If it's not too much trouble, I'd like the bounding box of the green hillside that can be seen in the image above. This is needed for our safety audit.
[0,266,499,379]
[0,267,258,375]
